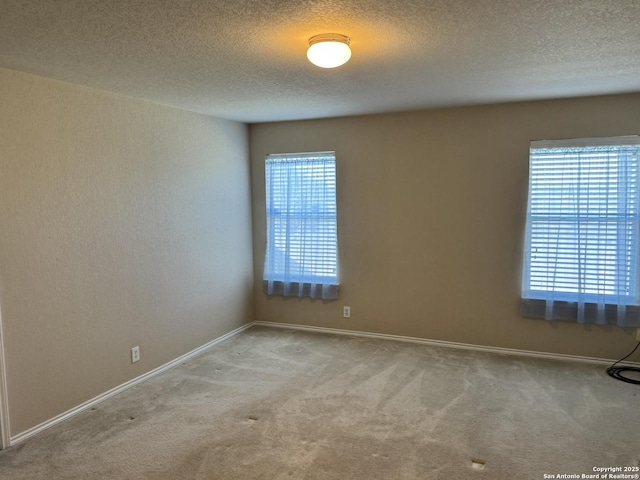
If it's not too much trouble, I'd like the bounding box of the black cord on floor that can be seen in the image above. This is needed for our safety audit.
[606,341,640,385]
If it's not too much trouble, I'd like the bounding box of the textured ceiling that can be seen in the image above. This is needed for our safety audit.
[1,0,639,123]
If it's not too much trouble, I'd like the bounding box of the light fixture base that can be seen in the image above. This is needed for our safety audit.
[308,33,351,48]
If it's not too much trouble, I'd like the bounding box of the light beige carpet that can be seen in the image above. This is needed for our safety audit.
[0,326,639,479]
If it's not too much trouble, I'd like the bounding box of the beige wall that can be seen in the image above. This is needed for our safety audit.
[2,65,638,440]
[250,93,640,360]
[0,68,254,436]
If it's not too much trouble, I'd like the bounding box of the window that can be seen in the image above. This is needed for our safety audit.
[521,136,640,326]
[263,152,339,299]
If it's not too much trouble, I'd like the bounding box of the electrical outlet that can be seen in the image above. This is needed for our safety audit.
[131,346,140,363]
[343,306,351,318]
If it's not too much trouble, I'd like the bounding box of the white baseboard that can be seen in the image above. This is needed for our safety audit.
[253,321,632,367]
[9,320,633,447]
[0,308,10,450]
[10,322,253,447]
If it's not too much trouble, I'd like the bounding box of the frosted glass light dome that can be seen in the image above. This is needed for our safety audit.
[307,34,351,69]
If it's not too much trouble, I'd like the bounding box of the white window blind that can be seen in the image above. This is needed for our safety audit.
[521,136,640,326]
[263,152,339,299]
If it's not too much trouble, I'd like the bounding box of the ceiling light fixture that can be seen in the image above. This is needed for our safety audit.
[307,33,351,69]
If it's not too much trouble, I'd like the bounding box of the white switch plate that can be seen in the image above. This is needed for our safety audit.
[343,306,351,318]
[131,346,140,363]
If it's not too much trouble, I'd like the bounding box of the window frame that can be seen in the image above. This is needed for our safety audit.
[262,151,339,299]
[521,136,640,325]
